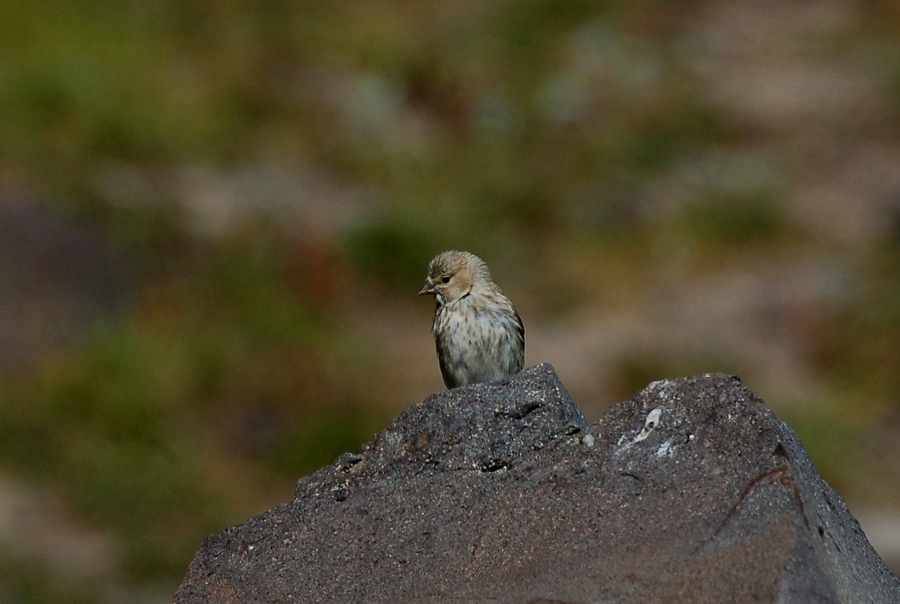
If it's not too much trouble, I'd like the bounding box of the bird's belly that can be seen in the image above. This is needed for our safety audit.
[437,311,517,384]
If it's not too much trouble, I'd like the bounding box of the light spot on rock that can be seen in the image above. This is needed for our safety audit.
[648,380,674,401]
[647,408,662,426]
[614,408,663,455]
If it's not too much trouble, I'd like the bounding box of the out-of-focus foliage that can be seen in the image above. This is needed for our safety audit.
[1,0,900,600]
[0,228,386,584]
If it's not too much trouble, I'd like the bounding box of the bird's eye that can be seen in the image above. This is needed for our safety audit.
[441,276,451,283]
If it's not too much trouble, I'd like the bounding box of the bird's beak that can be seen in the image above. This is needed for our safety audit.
[418,280,434,295]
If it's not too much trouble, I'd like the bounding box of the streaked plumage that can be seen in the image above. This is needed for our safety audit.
[418,251,524,389]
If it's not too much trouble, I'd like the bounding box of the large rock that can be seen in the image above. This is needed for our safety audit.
[174,364,900,603]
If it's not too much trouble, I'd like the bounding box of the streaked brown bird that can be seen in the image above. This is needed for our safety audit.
[418,250,525,389]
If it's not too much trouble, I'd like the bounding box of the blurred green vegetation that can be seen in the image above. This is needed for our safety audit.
[0,555,96,604]
[0,223,390,594]
[1,0,900,600]
[678,190,787,245]
[815,243,900,411]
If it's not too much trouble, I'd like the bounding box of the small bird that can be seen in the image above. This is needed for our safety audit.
[418,251,525,389]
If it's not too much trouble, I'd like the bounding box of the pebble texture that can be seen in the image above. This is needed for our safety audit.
[174,364,900,603]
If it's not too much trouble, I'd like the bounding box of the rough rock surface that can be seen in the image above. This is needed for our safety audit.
[174,364,900,603]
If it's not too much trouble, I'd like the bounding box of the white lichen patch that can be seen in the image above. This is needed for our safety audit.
[614,408,663,456]
[647,380,674,401]
[383,431,403,447]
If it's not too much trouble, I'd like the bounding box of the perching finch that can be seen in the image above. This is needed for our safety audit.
[418,251,525,389]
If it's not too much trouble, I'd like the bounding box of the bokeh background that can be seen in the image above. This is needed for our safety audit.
[2,0,900,601]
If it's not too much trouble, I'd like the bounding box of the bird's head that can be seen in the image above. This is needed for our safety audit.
[418,250,491,306]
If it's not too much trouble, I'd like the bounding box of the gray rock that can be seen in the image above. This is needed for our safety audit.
[174,364,900,603]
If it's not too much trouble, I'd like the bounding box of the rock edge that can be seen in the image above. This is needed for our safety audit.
[174,363,900,603]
